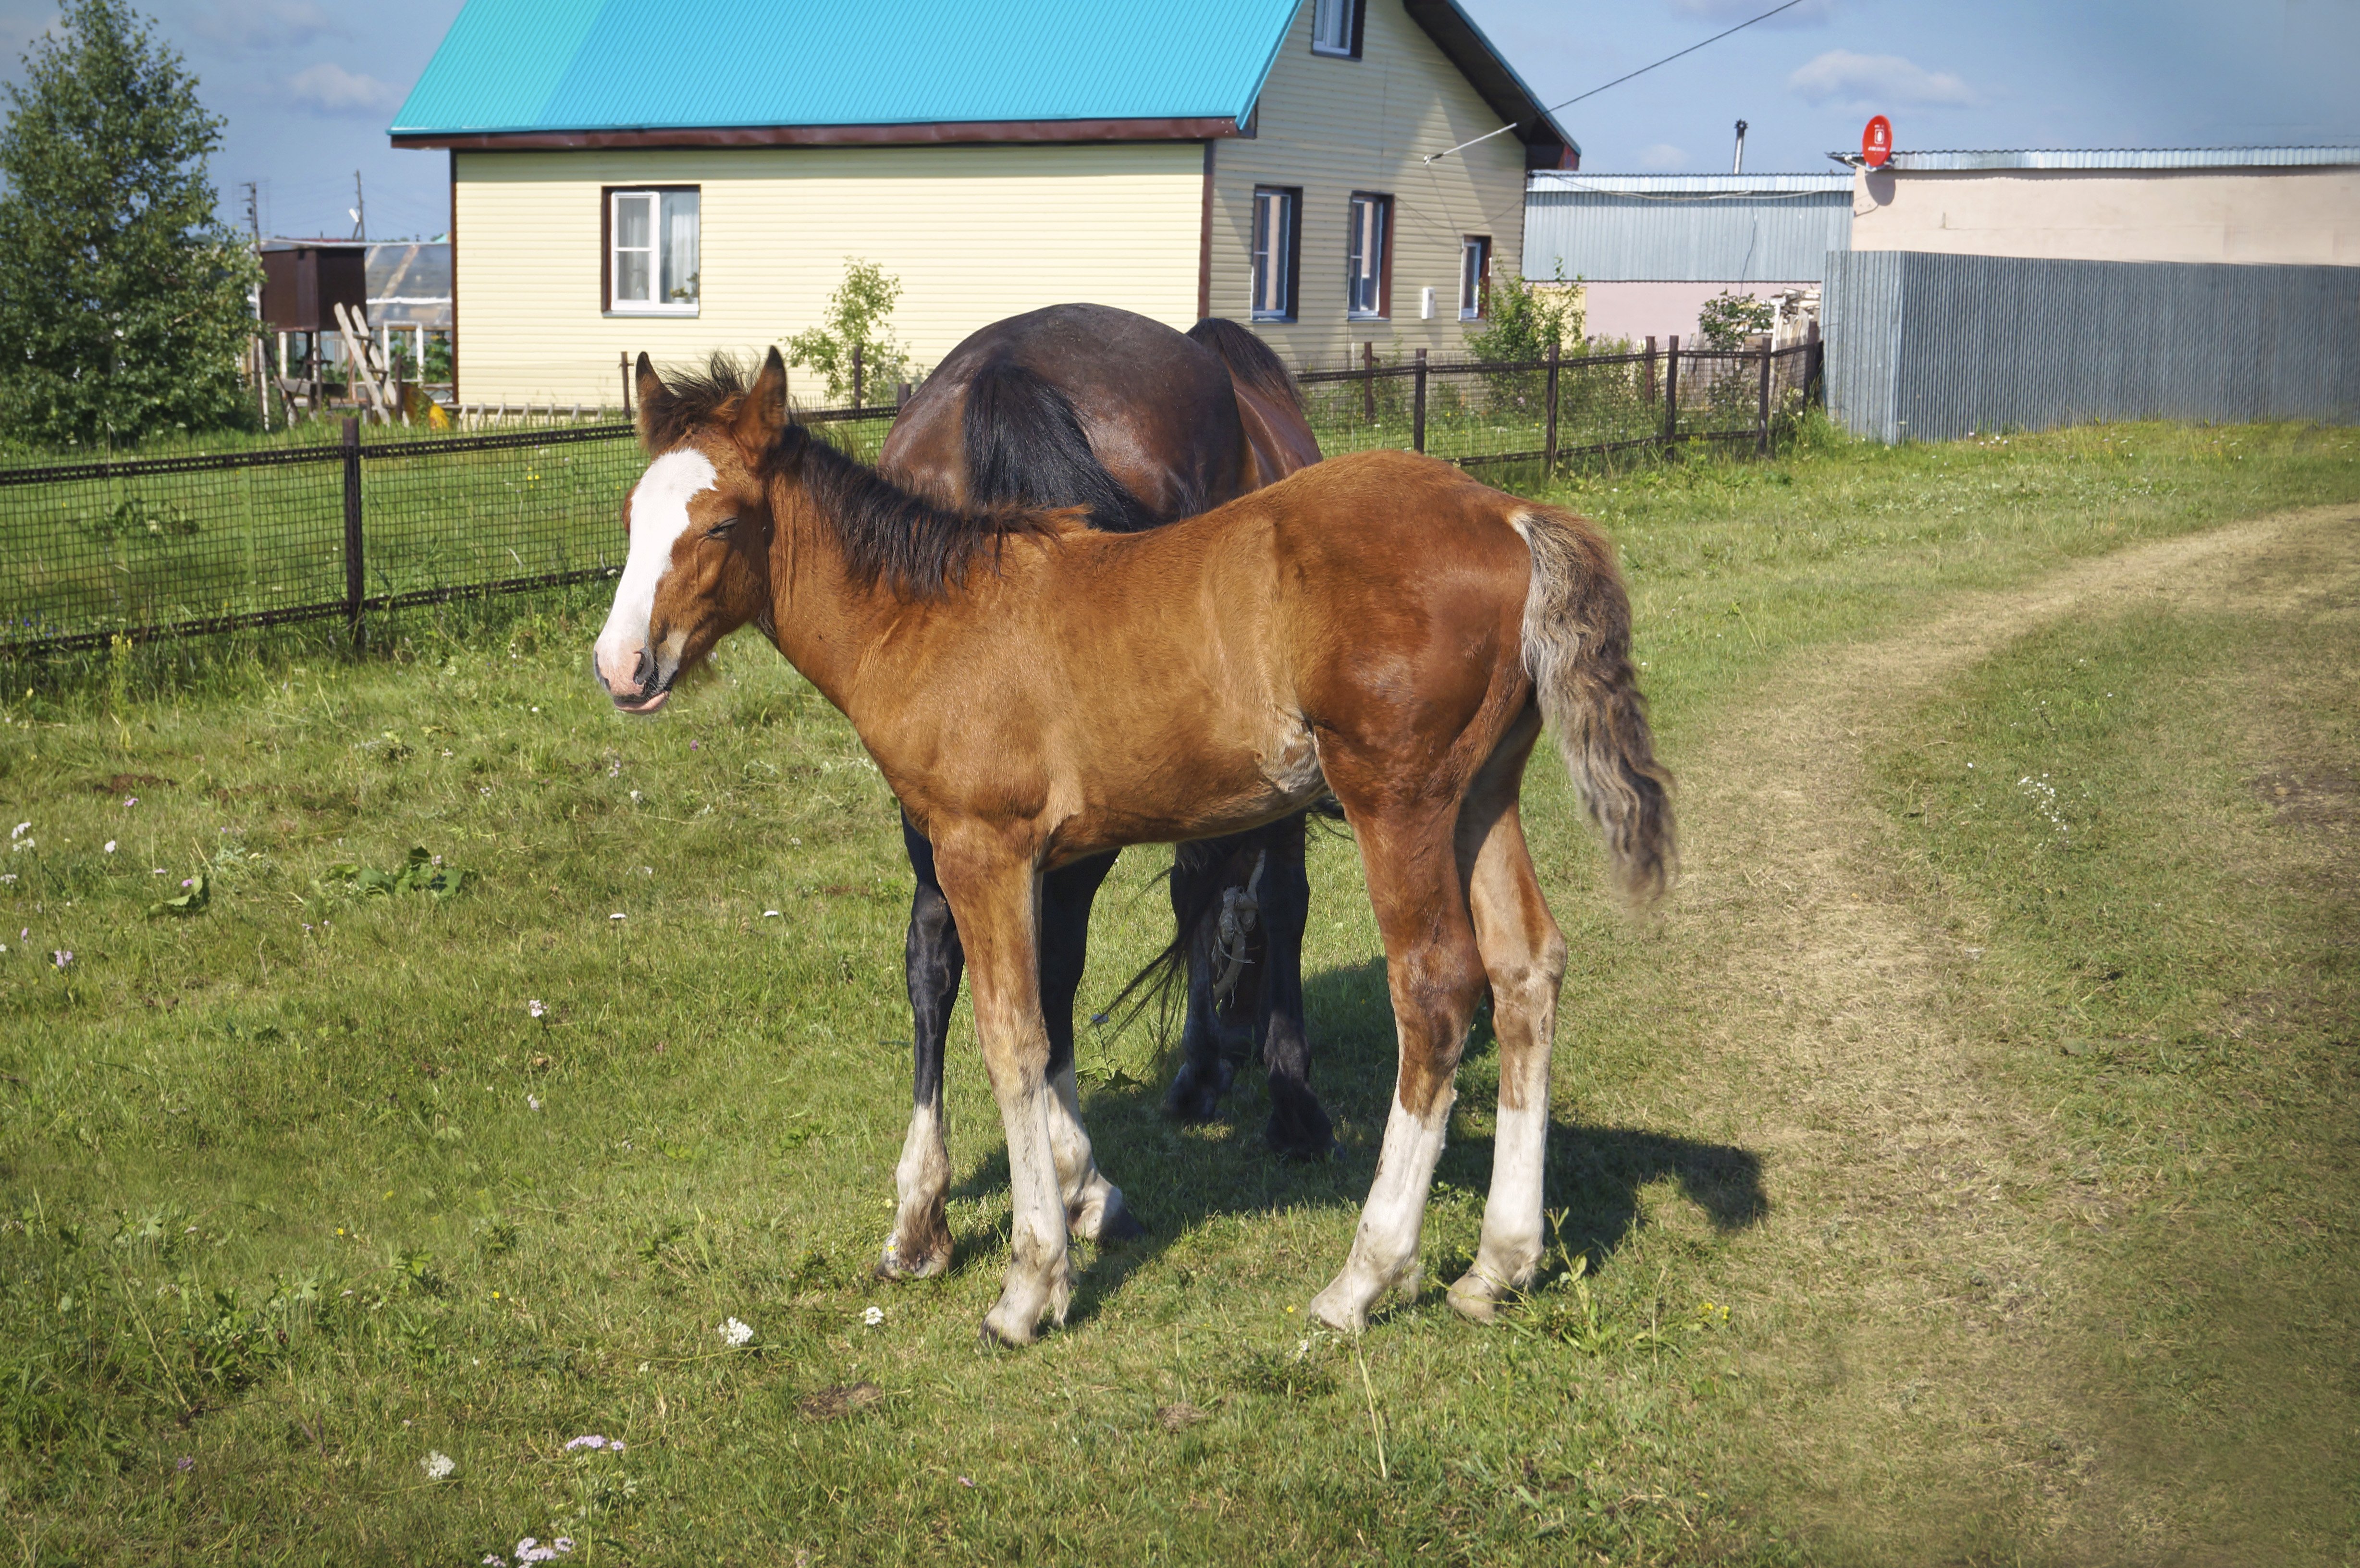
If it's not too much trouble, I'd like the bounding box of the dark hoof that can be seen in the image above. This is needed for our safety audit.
[1163,1057,1233,1123]
[1265,1083,1335,1161]
[1095,1198,1147,1247]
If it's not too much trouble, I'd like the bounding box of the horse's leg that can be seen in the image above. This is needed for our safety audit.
[880,810,957,1281]
[1442,715,1568,1323]
[1037,852,1143,1244]
[933,832,1074,1347]
[1307,802,1488,1333]
[1163,840,1237,1121]
[1254,811,1333,1159]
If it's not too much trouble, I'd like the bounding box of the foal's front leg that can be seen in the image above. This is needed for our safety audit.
[934,834,1076,1346]
[880,812,957,1280]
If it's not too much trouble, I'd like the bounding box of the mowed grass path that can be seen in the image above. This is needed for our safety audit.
[1,422,2354,1564]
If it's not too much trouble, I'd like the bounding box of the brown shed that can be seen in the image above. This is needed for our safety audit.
[260,244,370,333]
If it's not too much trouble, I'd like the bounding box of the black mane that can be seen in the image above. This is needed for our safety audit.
[649,354,1053,600]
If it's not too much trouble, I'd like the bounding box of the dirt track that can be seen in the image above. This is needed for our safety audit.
[1665,505,2360,1561]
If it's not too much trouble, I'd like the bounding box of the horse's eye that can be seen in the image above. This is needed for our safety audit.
[705,518,738,540]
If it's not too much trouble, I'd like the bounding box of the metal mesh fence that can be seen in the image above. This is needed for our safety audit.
[1296,339,1819,470]
[0,347,1814,656]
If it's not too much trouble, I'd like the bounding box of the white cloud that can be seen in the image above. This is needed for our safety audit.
[1785,49,1978,110]
[1637,142,1690,170]
[1667,0,1833,24]
[286,62,402,115]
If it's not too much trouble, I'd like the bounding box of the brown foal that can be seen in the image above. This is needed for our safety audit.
[593,350,1672,1344]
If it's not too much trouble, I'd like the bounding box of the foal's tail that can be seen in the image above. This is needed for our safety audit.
[1514,509,1676,902]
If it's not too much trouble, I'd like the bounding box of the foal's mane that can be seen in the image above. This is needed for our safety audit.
[647,355,1055,600]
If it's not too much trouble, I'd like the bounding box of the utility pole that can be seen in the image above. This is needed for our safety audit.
[240,181,269,430]
[351,171,366,242]
[240,180,260,242]
[1732,119,1748,174]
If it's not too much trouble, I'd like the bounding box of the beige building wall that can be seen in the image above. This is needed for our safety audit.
[452,143,1204,407]
[1850,166,2360,266]
[1206,0,1533,369]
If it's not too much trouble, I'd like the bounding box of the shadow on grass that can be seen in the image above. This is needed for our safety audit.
[932,953,1765,1320]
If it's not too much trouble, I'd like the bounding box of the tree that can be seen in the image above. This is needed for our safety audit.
[0,0,259,448]
[1696,291,1775,350]
[784,258,914,404]
[1466,267,1584,364]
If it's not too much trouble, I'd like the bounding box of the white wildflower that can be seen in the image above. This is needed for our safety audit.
[527,1094,542,1113]
[527,999,545,1019]
[103,841,116,854]
[863,1305,884,1328]
[720,1316,754,1347]
[422,1450,456,1481]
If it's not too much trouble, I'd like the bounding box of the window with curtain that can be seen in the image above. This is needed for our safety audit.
[1459,235,1491,319]
[1346,193,1390,319]
[1311,0,1361,57]
[609,188,700,313]
[1251,187,1299,320]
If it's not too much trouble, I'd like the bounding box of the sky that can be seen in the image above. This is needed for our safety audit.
[0,0,2356,239]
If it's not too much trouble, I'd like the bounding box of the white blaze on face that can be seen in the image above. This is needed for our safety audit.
[594,449,718,697]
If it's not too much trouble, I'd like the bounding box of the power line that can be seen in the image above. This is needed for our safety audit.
[1424,0,1811,165]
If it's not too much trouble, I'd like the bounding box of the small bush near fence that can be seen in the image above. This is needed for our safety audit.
[0,343,1817,660]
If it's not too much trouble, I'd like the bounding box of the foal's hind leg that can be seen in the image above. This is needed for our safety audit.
[881,812,958,1280]
[1037,853,1143,1246]
[1442,714,1569,1323]
[1308,803,1490,1333]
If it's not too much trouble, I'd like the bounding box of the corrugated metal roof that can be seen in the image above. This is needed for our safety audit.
[393,0,1301,135]
[1831,146,2360,172]
[1529,172,1851,196]
[1524,176,1852,282]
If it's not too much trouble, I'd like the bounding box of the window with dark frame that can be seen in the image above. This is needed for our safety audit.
[1346,193,1391,319]
[1459,235,1492,320]
[1310,0,1363,58]
[607,187,700,313]
[1251,186,1300,321]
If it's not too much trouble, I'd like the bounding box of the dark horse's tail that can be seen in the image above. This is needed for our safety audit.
[1188,318,1304,413]
[961,357,1159,533]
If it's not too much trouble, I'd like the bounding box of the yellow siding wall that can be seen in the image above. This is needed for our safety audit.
[1207,0,1533,368]
[452,143,1203,406]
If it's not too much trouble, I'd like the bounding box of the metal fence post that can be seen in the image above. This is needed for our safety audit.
[342,416,365,649]
[1756,337,1774,456]
[852,344,864,411]
[1412,348,1427,453]
[1362,341,1376,425]
[1805,318,1824,406]
[1661,335,1681,447]
[1643,336,1657,406]
[1544,339,1561,474]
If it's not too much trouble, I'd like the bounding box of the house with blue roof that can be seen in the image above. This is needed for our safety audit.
[391,0,1574,407]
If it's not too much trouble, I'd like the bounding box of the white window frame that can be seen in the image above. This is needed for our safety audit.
[608,187,700,317]
[1251,187,1298,321]
[1459,235,1491,320]
[1311,0,1361,58]
[1346,193,1389,320]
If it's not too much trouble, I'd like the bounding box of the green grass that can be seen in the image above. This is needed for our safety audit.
[0,418,2355,1564]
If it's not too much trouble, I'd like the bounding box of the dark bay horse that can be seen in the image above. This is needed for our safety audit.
[592,349,1672,1344]
[869,306,1329,1283]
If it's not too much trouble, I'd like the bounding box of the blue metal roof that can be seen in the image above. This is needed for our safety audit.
[393,0,1303,136]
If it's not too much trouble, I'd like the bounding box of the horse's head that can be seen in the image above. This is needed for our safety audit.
[593,348,790,713]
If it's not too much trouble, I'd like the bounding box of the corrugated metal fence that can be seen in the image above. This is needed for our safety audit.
[1523,173,1852,282]
[1824,250,2360,442]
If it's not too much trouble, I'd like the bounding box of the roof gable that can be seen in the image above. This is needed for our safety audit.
[393,0,1302,139]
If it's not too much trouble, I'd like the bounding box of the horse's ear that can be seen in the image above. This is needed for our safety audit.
[634,353,671,453]
[736,345,789,457]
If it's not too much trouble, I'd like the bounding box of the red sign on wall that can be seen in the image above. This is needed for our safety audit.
[1862,115,1893,168]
